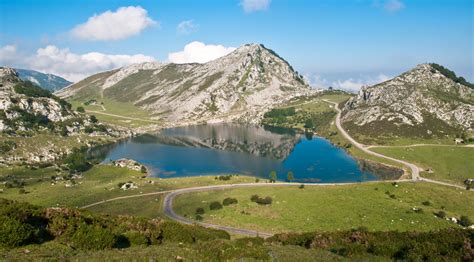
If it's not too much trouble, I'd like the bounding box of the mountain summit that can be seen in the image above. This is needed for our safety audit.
[57,44,315,124]
[342,63,473,141]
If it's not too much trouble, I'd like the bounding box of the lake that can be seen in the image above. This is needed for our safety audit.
[95,124,378,183]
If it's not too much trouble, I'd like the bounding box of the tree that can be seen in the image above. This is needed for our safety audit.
[140,166,147,174]
[195,207,205,215]
[304,118,314,129]
[90,115,98,123]
[222,197,238,206]
[287,171,294,182]
[76,106,85,113]
[269,171,277,183]
[209,201,223,210]
[64,149,91,173]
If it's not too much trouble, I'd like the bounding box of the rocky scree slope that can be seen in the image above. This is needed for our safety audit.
[58,44,317,124]
[0,67,123,164]
[342,64,474,139]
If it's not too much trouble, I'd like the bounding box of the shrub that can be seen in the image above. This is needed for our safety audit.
[422,200,431,206]
[0,215,35,247]
[434,210,446,219]
[264,107,296,118]
[459,216,472,227]
[64,148,91,173]
[222,197,238,206]
[70,224,117,250]
[299,184,305,189]
[90,115,98,123]
[250,194,260,202]
[76,106,85,113]
[195,214,203,221]
[140,166,147,173]
[123,231,148,246]
[195,207,205,215]
[209,201,223,210]
[13,81,52,98]
[251,195,273,205]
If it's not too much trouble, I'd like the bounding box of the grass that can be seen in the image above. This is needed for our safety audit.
[174,182,473,233]
[69,98,160,128]
[0,239,377,261]
[0,165,256,211]
[371,146,474,185]
[0,133,115,163]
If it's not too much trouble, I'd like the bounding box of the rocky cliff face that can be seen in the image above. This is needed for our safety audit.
[342,64,473,139]
[58,44,317,124]
[0,67,125,165]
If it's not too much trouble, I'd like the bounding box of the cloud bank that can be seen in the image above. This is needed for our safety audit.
[168,41,236,64]
[0,44,155,82]
[71,6,157,41]
[305,73,391,92]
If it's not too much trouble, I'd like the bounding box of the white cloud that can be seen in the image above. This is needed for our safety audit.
[29,45,155,81]
[241,0,271,13]
[0,45,18,65]
[332,74,391,92]
[0,44,156,82]
[168,41,236,64]
[177,20,199,35]
[304,74,329,89]
[373,0,405,12]
[71,6,157,41]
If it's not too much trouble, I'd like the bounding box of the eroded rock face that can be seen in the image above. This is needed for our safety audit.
[58,44,320,125]
[342,64,474,132]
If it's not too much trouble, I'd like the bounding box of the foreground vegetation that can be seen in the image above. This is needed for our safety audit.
[1,198,472,261]
[174,182,473,233]
[372,146,474,186]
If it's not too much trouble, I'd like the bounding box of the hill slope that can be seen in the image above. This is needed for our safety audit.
[16,68,72,91]
[342,63,473,142]
[57,44,316,124]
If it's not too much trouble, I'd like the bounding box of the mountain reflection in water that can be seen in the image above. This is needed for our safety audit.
[94,124,377,183]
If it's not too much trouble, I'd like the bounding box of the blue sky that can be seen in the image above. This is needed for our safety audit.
[0,0,472,90]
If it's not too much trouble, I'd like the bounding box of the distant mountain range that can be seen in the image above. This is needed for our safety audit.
[342,63,473,141]
[16,68,72,92]
[57,43,316,124]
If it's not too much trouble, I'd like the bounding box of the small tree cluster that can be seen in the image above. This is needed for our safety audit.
[209,201,223,210]
[222,197,238,206]
[250,195,273,205]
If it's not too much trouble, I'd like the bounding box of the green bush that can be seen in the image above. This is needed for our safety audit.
[195,207,205,215]
[222,197,238,206]
[459,216,472,227]
[70,224,117,250]
[0,140,16,153]
[63,148,91,173]
[123,231,149,246]
[209,201,223,210]
[0,215,35,247]
[76,106,85,113]
[13,81,52,98]
[251,195,273,205]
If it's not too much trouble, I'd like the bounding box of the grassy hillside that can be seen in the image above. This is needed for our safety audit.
[371,146,474,185]
[0,165,256,210]
[174,182,473,233]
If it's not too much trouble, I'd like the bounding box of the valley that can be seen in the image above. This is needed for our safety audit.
[1,44,473,261]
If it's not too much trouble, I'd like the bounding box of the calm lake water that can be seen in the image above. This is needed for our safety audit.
[95,124,377,183]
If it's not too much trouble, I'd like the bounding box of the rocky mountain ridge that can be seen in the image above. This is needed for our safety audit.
[342,63,473,139]
[58,44,318,125]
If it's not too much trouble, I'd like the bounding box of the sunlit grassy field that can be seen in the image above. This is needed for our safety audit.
[174,182,473,233]
[372,146,474,185]
[0,165,255,210]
